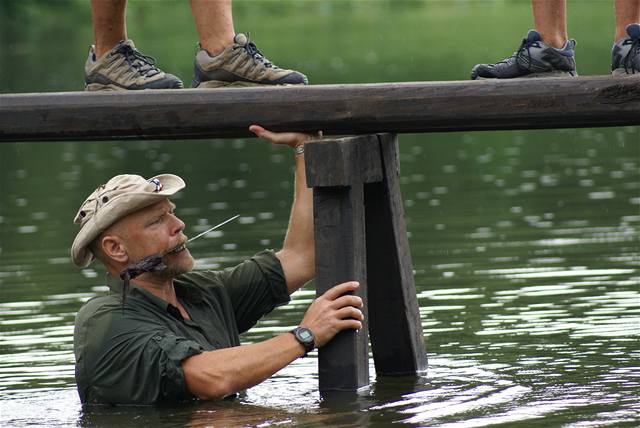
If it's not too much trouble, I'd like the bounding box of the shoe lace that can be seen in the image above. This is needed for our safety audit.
[233,34,277,69]
[115,43,161,77]
[622,37,640,73]
[498,37,537,71]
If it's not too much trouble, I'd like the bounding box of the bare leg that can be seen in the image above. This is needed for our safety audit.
[532,0,567,49]
[615,0,640,41]
[189,0,236,55]
[91,0,127,59]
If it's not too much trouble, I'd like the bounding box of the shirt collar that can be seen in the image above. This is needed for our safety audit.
[105,273,204,308]
[106,273,172,311]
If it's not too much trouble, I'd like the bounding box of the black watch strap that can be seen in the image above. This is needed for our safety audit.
[290,327,315,356]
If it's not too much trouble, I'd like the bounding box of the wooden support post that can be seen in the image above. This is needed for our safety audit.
[365,134,428,375]
[305,133,427,393]
[306,135,382,392]
[313,185,369,392]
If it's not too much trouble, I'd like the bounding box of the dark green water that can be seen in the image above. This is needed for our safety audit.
[1,1,639,426]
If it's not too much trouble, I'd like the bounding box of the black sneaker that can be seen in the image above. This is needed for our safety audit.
[85,40,183,91]
[612,23,640,75]
[471,30,577,80]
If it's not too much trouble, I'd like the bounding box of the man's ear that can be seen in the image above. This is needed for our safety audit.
[101,234,129,264]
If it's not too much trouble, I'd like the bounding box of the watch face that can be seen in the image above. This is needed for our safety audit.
[299,329,313,341]
[293,327,315,352]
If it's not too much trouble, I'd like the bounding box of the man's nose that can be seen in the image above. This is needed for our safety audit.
[170,214,186,235]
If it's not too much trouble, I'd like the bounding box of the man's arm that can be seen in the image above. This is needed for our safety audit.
[182,281,363,400]
[250,125,316,294]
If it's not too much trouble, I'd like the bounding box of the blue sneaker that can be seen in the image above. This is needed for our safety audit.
[612,23,640,75]
[471,30,577,80]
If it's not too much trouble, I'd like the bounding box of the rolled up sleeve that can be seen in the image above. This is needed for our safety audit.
[220,250,290,333]
[153,333,204,401]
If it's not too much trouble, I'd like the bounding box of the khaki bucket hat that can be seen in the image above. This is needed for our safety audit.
[71,174,185,268]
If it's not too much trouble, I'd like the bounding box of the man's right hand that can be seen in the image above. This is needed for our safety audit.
[299,281,364,348]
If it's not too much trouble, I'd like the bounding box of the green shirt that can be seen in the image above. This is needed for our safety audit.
[74,250,290,405]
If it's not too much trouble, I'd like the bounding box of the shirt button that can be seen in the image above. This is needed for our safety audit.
[153,335,162,341]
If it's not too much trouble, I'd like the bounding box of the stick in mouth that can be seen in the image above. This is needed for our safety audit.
[118,214,240,312]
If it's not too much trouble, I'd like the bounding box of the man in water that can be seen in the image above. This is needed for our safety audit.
[71,126,363,404]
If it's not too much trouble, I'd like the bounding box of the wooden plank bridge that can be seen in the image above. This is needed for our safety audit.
[1,76,639,142]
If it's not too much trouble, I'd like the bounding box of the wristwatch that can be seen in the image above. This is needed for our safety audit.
[290,327,315,356]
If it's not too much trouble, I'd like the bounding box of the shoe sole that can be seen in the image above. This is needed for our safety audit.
[85,83,184,91]
[85,83,127,91]
[612,68,640,76]
[473,70,577,80]
[193,80,300,88]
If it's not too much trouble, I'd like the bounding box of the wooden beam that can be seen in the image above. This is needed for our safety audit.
[307,135,383,392]
[1,76,638,142]
[313,185,370,392]
[365,134,428,375]
[305,135,382,188]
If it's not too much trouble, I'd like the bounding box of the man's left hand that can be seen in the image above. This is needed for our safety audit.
[249,125,320,148]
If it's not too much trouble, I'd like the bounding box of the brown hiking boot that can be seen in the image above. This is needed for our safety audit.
[84,40,183,91]
[192,33,308,88]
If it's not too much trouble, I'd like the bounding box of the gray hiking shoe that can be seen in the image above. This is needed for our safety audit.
[192,33,308,88]
[471,30,577,80]
[612,23,640,75]
[84,40,183,91]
